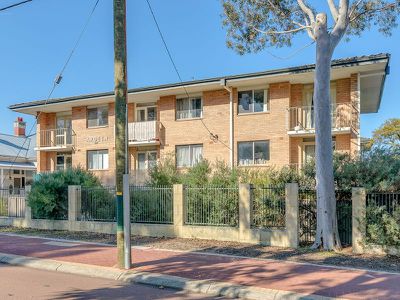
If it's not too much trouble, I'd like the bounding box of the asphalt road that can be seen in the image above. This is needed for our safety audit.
[0,264,227,300]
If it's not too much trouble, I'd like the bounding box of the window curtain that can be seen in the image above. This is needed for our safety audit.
[177,146,190,167]
[191,145,203,165]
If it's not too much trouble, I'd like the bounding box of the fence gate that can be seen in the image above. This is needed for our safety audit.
[0,189,26,218]
[299,190,352,246]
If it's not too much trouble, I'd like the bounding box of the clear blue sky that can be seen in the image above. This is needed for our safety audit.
[0,0,398,137]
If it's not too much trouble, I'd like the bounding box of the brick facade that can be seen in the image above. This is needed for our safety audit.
[36,77,360,185]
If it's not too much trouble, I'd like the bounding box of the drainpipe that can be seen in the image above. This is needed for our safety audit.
[221,79,234,168]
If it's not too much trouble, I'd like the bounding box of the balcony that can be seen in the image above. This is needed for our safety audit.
[128,121,162,146]
[35,128,76,151]
[287,103,359,136]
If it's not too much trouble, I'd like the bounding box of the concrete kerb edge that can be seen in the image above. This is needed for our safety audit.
[0,252,343,300]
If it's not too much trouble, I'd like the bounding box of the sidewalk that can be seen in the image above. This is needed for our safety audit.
[0,233,399,300]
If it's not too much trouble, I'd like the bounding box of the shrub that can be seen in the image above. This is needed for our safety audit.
[366,205,400,247]
[28,168,101,220]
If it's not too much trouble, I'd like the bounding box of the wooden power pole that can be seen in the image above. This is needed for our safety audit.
[113,0,128,269]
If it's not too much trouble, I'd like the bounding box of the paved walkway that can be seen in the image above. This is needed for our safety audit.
[0,233,399,299]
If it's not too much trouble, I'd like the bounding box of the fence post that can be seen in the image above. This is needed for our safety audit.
[352,187,366,254]
[68,185,81,222]
[239,183,252,242]
[173,184,184,236]
[285,183,299,248]
[24,185,32,225]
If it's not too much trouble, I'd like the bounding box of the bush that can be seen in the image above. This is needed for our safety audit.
[366,205,400,247]
[28,168,101,220]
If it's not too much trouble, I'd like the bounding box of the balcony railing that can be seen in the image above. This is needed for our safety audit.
[37,128,76,150]
[128,121,162,145]
[287,103,359,134]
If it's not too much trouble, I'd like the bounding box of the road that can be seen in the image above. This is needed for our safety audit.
[0,264,226,300]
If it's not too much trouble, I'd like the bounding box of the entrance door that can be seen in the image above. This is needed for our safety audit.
[56,153,72,171]
[137,151,157,171]
[56,116,72,145]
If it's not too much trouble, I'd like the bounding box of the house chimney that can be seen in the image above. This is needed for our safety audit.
[14,117,26,137]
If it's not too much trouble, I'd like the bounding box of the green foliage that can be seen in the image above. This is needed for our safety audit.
[28,168,101,220]
[147,153,180,186]
[369,118,400,150]
[221,0,400,55]
[366,205,400,247]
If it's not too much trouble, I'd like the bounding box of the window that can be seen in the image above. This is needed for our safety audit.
[176,144,203,167]
[87,150,109,170]
[238,141,270,166]
[176,97,202,120]
[137,151,157,170]
[136,106,157,122]
[238,89,268,114]
[56,153,72,171]
[87,106,108,128]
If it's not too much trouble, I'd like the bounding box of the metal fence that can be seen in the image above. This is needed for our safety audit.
[80,186,116,222]
[366,192,400,214]
[184,186,239,227]
[0,189,26,218]
[130,185,173,224]
[251,186,286,228]
[299,189,352,246]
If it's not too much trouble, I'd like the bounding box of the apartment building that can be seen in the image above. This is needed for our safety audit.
[9,54,389,185]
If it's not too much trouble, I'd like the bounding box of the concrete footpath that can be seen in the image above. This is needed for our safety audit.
[0,233,399,300]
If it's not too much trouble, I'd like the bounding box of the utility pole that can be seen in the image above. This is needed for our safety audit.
[113,0,128,269]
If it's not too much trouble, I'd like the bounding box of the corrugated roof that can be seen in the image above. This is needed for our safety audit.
[0,134,36,160]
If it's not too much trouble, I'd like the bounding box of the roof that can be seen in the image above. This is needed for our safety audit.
[9,53,390,114]
[0,133,36,161]
[0,161,36,170]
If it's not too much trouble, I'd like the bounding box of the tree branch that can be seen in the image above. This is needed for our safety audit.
[349,0,364,19]
[253,25,311,35]
[327,0,339,22]
[330,0,349,48]
[350,2,398,23]
[297,0,315,24]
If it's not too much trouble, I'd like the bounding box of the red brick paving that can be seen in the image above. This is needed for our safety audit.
[0,234,399,299]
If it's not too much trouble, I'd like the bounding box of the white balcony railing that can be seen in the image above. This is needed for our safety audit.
[287,103,359,133]
[37,128,76,150]
[128,121,161,145]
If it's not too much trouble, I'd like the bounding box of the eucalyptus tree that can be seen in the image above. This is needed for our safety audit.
[221,0,400,250]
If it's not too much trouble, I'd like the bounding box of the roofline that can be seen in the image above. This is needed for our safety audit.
[9,53,390,111]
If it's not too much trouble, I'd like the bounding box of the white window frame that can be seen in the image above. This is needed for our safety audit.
[238,140,270,166]
[136,150,158,170]
[56,153,72,171]
[87,150,109,170]
[176,97,203,120]
[136,106,157,122]
[238,89,269,114]
[87,105,109,128]
[176,144,203,167]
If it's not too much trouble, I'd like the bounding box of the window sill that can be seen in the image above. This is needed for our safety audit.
[88,169,109,172]
[87,125,109,129]
[237,111,270,116]
[237,164,271,168]
[175,117,203,122]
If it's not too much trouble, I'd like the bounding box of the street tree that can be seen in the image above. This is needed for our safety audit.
[221,0,400,250]
[370,118,400,150]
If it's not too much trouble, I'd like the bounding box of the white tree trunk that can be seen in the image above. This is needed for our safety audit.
[312,13,341,250]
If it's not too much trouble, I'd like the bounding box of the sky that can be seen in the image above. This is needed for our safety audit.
[0,0,399,137]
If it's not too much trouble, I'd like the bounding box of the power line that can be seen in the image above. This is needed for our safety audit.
[145,0,231,151]
[0,0,32,12]
[265,40,315,60]
[3,0,100,187]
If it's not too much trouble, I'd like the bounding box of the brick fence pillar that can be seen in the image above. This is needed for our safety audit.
[352,187,366,254]
[173,184,184,236]
[285,183,299,248]
[68,185,81,222]
[239,183,252,242]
